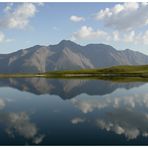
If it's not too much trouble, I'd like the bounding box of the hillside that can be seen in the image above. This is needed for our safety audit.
[0,40,148,73]
[45,65,148,77]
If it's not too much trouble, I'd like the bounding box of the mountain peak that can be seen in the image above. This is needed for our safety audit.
[125,49,132,52]
[49,40,81,50]
[58,40,78,46]
[59,40,72,44]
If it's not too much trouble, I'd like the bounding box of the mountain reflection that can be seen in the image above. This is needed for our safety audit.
[0,78,144,99]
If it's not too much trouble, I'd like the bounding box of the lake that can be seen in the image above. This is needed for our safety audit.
[0,78,148,145]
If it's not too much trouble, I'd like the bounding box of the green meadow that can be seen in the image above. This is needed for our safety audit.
[0,65,148,82]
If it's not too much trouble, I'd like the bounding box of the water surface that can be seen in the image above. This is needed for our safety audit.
[0,78,148,145]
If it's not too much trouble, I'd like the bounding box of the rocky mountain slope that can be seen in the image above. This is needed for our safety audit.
[0,40,148,73]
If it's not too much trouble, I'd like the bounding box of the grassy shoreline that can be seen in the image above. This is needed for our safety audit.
[0,65,148,80]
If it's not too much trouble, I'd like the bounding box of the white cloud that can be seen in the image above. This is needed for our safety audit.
[112,31,120,41]
[4,6,12,13]
[71,25,148,45]
[72,25,108,40]
[94,2,148,31]
[3,3,14,13]
[111,30,135,43]
[0,32,5,43]
[0,3,38,29]
[5,38,15,43]
[143,30,148,44]
[112,30,148,45]
[0,32,13,43]
[123,30,136,43]
[70,15,85,22]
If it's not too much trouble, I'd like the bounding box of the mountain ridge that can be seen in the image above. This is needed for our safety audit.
[0,40,148,73]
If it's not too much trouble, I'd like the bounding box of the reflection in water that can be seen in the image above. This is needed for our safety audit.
[0,98,44,144]
[71,117,86,124]
[96,109,148,140]
[72,94,148,113]
[0,78,148,145]
[0,98,5,109]
[71,93,148,140]
[0,78,144,99]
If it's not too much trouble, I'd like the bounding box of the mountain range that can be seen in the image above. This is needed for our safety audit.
[0,40,148,73]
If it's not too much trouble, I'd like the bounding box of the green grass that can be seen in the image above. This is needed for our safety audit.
[45,65,148,77]
[0,65,148,82]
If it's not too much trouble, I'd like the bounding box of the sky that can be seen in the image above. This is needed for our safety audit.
[0,2,148,54]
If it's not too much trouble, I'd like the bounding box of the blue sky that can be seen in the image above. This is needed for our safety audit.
[0,2,148,54]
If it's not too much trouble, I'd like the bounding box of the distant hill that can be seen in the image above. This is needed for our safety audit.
[0,40,148,73]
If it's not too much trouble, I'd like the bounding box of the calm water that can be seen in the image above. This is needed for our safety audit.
[0,78,148,145]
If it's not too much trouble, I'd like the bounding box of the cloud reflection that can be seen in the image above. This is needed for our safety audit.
[71,93,148,140]
[71,117,85,124]
[72,93,148,113]
[0,98,44,144]
[0,98,5,110]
